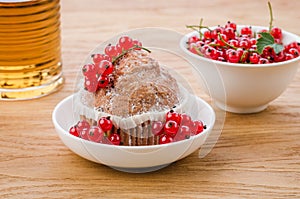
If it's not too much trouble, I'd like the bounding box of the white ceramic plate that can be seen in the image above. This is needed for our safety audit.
[52,95,215,173]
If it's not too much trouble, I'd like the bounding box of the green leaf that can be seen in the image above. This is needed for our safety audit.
[257,32,274,54]
[270,43,284,54]
[256,32,284,54]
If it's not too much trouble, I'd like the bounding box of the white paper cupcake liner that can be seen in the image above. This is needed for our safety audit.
[74,84,197,130]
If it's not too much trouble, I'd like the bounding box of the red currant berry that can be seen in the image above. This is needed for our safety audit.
[178,125,191,140]
[80,128,89,140]
[240,26,252,36]
[98,116,113,131]
[166,110,181,124]
[82,64,96,77]
[225,21,237,31]
[193,120,205,135]
[181,113,192,126]
[87,126,104,143]
[132,40,142,49]
[223,27,235,40]
[274,51,285,62]
[152,121,164,136]
[203,31,212,40]
[97,60,113,76]
[189,121,197,135]
[174,132,184,142]
[285,53,294,61]
[249,38,257,46]
[216,34,228,47]
[159,134,173,145]
[205,47,218,60]
[84,76,98,92]
[92,54,112,64]
[288,48,299,58]
[105,44,120,58]
[108,133,121,145]
[118,36,133,50]
[249,52,260,64]
[227,50,240,63]
[228,39,239,48]
[238,39,250,49]
[69,126,79,137]
[84,76,98,93]
[76,120,90,132]
[262,46,275,56]
[285,42,300,51]
[196,40,205,47]
[258,58,270,64]
[97,75,109,88]
[250,45,257,52]
[115,43,123,54]
[200,44,210,54]
[188,36,200,44]
[236,48,244,57]
[270,27,282,40]
[164,120,179,137]
[216,50,224,58]
[211,27,223,40]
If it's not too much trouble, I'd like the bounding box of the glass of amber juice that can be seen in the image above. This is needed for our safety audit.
[0,0,64,100]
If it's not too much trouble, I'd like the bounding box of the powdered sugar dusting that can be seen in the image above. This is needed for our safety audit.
[93,50,180,118]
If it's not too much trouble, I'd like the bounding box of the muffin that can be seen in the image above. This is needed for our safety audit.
[74,47,191,145]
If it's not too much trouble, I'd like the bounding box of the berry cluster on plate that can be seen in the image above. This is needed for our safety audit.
[69,110,206,145]
[153,110,206,145]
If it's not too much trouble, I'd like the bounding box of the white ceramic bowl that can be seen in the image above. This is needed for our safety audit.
[52,94,215,173]
[180,26,300,113]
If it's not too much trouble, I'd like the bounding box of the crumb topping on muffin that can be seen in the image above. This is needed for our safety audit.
[93,50,180,117]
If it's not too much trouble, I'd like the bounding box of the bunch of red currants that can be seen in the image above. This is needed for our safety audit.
[69,117,122,145]
[187,21,300,64]
[152,110,206,145]
[81,36,143,93]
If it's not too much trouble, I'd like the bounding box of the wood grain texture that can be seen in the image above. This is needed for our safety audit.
[1,0,300,198]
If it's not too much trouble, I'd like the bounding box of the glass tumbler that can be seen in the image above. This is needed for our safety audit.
[0,0,64,100]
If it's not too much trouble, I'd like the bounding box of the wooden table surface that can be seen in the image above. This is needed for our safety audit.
[1,0,300,198]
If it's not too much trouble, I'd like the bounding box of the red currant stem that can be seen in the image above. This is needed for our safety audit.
[112,45,151,64]
[268,1,274,32]
[186,25,212,32]
[186,26,200,33]
[198,18,204,40]
[208,43,221,48]
[217,33,238,50]
[239,51,247,63]
[134,45,151,53]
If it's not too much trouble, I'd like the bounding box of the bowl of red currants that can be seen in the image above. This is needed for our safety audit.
[52,94,215,173]
[180,22,300,113]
